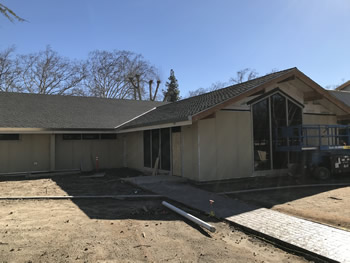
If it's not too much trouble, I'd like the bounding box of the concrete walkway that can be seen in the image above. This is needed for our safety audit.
[123,175,350,263]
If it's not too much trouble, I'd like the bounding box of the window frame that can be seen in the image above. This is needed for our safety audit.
[251,90,303,171]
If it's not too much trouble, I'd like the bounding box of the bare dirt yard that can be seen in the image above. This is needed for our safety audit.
[198,173,350,232]
[0,170,308,263]
[229,185,350,232]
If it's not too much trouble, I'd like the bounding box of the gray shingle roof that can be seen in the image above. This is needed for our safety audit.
[0,92,166,129]
[120,67,297,130]
[329,90,350,107]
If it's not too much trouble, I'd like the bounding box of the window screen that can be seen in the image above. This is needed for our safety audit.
[82,134,99,140]
[143,130,151,168]
[100,134,117,140]
[0,134,19,140]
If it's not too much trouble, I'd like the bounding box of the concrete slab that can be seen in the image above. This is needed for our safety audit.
[123,176,256,217]
[124,175,350,263]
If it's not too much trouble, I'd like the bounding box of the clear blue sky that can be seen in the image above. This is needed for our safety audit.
[2,0,350,95]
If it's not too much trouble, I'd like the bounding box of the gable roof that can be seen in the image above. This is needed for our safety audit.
[335,80,350,91]
[119,68,297,130]
[120,67,350,131]
[0,92,166,130]
[329,90,350,106]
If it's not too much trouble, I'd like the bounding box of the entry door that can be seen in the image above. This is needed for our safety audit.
[172,132,182,176]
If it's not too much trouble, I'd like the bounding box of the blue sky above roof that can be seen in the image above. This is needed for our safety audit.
[2,0,350,96]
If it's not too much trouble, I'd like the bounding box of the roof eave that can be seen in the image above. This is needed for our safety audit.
[191,68,299,122]
[294,71,350,115]
[117,120,192,134]
[335,80,350,91]
[0,128,117,134]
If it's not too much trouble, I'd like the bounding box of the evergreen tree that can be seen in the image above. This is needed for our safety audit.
[163,69,180,102]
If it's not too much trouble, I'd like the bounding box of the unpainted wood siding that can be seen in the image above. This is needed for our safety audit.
[303,114,337,125]
[0,134,50,173]
[181,123,199,181]
[55,135,123,171]
[197,110,253,182]
[124,131,144,170]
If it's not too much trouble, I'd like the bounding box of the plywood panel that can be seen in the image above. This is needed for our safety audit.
[181,123,199,181]
[55,135,123,171]
[197,111,253,182]
[0,134,50,173]
[124,131,143,170]
[172,132,181,176]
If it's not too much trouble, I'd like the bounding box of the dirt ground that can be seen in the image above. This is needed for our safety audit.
[0,199,308,263]
[0,168,145,197]
[229,185,350,231]
[0,170,308,263]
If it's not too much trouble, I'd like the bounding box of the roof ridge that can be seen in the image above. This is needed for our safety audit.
[156,67,297,108]
[335,80,350,91]
[0,91,166,104]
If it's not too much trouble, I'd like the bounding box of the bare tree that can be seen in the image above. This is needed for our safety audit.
[148,79,161,101]
[230,68,259,84]
[188,68,260,98]
[18,46,86,95]
[0,46,22,92]
[126,52,160,100]
[0,3,26,22]
[85,50,131,99]
[86,50,161,100]
[187,81,226,97]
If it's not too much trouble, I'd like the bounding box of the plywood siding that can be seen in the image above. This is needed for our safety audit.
[198,118,216,181]
[0,134,50,173]
[124,131,143,170]
[55,135,123,171]
[181,123,199,181]
[197,111,253,182]
[303,114,337,125]
[172,132,181,176]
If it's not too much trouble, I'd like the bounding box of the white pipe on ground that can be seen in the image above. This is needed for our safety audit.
[162,201,216,233]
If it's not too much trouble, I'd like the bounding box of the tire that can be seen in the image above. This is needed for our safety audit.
[288,163,303,178]
[313,166,331,180]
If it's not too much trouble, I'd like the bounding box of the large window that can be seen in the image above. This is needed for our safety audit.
[271,94,288,169]
[143,128,171,171]
[253,99,271,170]
[252,91,302,171]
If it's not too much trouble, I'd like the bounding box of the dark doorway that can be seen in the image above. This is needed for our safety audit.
[143,128,171,171]
[160,128,171,170]
[151,129,160,168]
[143,130,151,168]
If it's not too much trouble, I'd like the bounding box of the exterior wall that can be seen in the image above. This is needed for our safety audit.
[123,131,143,170]
[303,114,337,125]
[171,132,181,176]
[181,123,199,181]
[302,114,338,146]
[0,134,50,173]
[55,135,123,171]
[196,110,253,182]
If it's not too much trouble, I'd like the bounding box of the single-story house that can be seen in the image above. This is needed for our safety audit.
[1,67,350,181]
